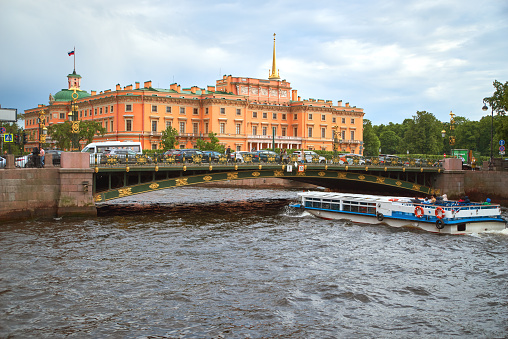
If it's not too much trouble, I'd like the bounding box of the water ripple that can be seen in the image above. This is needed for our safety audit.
[1,187,507,338]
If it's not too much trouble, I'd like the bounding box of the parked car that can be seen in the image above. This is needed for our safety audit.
[166,149,209,163]
[237,151,260,163]
[16,155,29,168]
[101,149,152,164]
[340,153,366,165]
[256,150,278,162]
[380,154,401,166]
[0,156,6,168]
[45,149,63,166]
[202,150,222,162]
[293,150,326,163]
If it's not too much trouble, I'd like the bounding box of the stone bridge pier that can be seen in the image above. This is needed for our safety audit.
[0,153,96,222]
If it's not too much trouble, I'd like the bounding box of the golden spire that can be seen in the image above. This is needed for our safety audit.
[268,33,280,80]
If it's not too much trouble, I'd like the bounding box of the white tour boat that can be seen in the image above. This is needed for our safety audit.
[291,191,507,234]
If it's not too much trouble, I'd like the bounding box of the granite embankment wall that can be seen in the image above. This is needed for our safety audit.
[463,171,508,206]
[0,153,96,222]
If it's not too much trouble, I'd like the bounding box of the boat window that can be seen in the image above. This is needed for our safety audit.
[457,224,466,232]
[322,202,330,209]
[312,201,321,208]
[331,203,340,210]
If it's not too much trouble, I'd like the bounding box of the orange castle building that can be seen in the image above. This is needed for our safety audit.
[23,37,365,154]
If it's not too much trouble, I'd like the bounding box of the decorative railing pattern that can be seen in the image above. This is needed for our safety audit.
[88,154,443,169]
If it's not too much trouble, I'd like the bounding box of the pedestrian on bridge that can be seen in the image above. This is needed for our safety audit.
[226,146,231,163]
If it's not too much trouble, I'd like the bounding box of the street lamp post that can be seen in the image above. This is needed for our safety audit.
[272,126,276,151]
[37,109,47,168]
[69,88,80,151]
[332,125,339,157]
[37,109,47,150]
[482,101,494,170]
[449,111,455,157]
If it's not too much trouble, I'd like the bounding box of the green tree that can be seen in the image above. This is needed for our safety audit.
[159,126,179,151]
[379,130,400,154]
[403,111,443,154]
[47,121,106,150]
[47,122,72,150]
[0,120,24,155]
[196,131,225,152]
[362,119,380,156]
[80,120,106,147]
[483,80,508,116]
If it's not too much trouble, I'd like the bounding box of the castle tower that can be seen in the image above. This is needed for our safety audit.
[67,70,82,89]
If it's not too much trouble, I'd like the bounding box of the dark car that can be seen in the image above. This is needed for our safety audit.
[102,149,151,164]
[202,150,222,162]
[256,150,279,162]
[45,149,63,166]
[168,149,209,163]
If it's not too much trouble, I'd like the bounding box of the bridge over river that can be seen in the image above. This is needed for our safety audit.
[2,153,506,221]
[91,154,445,202]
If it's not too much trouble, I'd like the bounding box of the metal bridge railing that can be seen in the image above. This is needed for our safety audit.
[88,153,444,169]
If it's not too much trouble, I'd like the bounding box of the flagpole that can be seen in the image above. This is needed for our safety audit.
[73,46,76,73]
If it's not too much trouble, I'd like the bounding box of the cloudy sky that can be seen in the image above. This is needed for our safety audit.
[1,0,507,126]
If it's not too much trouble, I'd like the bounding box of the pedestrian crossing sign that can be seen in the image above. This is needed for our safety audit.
[3,133,13,142]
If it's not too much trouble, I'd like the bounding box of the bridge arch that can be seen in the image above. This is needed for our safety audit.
[93,168,437,202]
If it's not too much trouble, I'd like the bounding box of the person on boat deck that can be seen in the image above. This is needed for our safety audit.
[435,195,444,205]
[482,198,492,205]
[458,196,471,204]
[430,195,437,204]
[442,194,448,201]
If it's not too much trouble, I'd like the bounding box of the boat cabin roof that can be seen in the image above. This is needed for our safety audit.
[298,192,412,203]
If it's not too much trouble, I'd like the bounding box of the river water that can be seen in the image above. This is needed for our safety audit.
[1,187,507,338]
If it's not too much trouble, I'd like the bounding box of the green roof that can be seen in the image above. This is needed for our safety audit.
[53,88,91,101]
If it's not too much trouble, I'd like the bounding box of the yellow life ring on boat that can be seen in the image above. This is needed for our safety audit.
[414,206,424,218]
[435,207,445,219]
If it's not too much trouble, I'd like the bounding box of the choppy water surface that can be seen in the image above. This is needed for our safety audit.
[1,187,507,338]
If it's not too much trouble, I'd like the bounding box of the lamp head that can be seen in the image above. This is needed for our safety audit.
[482,103,488,111]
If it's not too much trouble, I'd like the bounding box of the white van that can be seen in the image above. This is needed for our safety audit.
[82,141,143,164]
[81,141,143,154]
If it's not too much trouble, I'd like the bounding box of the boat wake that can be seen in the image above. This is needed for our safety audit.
[281,205,311,218]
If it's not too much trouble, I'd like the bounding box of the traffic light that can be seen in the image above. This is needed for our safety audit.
[22,132,27,144]
[14,134,19,145]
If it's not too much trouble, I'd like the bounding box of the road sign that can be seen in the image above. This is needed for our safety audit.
[0,127,5,133]
[500,139,505,146]
[500,151,505,155]
[3,133,13,142]
[500,145,505,152]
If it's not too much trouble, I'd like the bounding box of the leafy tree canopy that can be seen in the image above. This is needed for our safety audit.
[159,127,179,151]
[483,80,508,116]
[47,121,106,151]
[196,132,225,153]
[362,119,380,156]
